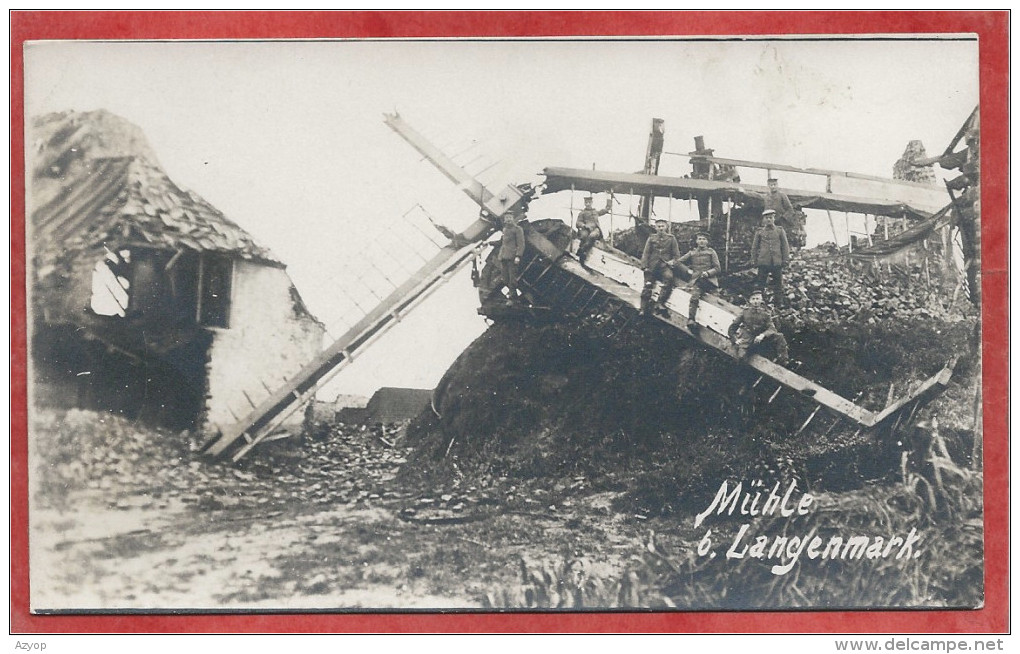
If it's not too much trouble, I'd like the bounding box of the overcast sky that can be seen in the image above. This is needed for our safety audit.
[25,37,978,396]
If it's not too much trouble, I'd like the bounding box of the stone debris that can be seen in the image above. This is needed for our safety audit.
[720,252,969,329]
[32,408,554,523]
[893,140,937,185]
[32,410,412,512]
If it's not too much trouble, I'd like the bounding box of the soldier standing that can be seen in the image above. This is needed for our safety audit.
[676,231,721,329]
[764,178,794,225]
[575,195,612,266]
[497,212,526,306]
[640,219,681,316]
[764,177,805,248]
[750,209,790,306]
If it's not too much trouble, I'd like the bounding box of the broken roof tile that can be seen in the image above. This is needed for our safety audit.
[32,156,280,268]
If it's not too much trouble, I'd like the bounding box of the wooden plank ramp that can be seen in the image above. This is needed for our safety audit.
[523,232,954,430]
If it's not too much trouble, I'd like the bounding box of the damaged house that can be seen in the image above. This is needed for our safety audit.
[28,109,325,436]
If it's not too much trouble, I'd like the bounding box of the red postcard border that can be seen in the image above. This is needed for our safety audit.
[9,11,1009,634]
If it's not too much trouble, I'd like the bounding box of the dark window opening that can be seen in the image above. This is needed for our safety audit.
[198,254,233,328]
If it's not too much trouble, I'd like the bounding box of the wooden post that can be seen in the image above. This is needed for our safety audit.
[826,210,839,245]
[724,197,732,272]
[195,255,205,322]
[570,183,577,253]
[570,183,576,226]
[845,211,852,253]
[609,200,614,247]
[707,166,715,231]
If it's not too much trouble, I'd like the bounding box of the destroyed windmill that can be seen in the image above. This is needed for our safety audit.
[205,112,969,461]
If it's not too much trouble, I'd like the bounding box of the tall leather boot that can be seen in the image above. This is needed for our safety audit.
[640,285,653,315]
[687,297,700,330]
[577,245,591,267]
[773,284,785,308]
[658,283,674,307]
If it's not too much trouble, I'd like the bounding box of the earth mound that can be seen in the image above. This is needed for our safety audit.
[401,311,978,515]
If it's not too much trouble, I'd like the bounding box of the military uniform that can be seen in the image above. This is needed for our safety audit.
[764,189,806,247]
[750,222,790,305]
[727,304,789,363]
[497,219,526,304]
[640,229,681,313]
[677,240,721,324]
[575,201,610,265]
[764,189,794,224]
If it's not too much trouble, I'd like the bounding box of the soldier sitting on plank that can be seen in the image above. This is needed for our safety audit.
[728,290,790,365]
[640,219,681,316]
[575,195,612,267]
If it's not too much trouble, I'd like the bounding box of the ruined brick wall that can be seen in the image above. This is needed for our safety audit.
[202,260,325,434]
[893,140,937,185]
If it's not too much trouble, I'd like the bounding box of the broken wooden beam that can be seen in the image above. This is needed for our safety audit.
[542,167,944,218]
[552,237,953,429]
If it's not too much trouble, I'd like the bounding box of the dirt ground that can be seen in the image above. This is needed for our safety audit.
[30,339,982,613]
[29,410,659,611]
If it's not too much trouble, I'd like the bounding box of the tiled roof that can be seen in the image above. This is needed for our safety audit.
[32,155,279,268]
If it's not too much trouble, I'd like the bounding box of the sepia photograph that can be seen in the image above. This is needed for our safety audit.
[22,32,986,615]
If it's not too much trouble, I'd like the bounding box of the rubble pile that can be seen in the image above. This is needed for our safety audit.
[31,408,187,506]
[609,222,963,330]
[31,408,412,512]
[32,407,596,524]
[720,254,967,328]
[893,139,937,184]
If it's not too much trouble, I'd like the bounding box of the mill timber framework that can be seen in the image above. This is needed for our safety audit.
[205,114,959,461]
